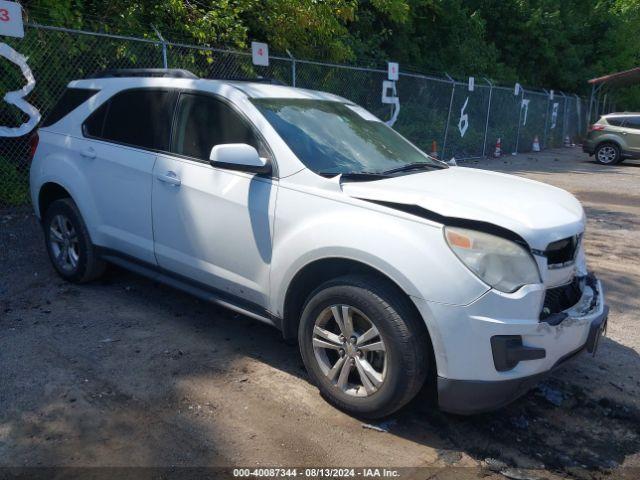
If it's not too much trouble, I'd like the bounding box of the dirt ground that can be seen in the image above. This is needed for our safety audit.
[1,148,639,479]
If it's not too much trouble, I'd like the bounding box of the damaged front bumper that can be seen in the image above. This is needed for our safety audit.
[418,274,608,415]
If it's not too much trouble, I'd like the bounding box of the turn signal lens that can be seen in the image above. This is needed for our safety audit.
[445,229,473,249]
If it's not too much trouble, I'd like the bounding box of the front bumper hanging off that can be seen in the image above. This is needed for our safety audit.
[437,275,609,415]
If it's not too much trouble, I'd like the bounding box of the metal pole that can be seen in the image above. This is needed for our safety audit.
[575,94,582,136]
[442,78,456,159]
[587,84,596,130]
[594,85,603,120]
[542,89,550,150]
[481,77,493,158]
[286,50,296,87]
[514,88,524,154]
[559,91,568,144]
[152,24,168,69]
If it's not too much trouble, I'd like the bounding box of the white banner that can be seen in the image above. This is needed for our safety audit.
[458,97,469,137]
[381,80,400,127]
[551,102,559,129]
[0,43,41,137]
[521,98,530,126]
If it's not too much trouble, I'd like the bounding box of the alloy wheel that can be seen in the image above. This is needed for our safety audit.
[597,146,617,164]
[49,214,80,272]
[312,304,387,397]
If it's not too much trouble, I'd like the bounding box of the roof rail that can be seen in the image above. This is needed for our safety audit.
[215,76,287,86]
[89,68,199,79]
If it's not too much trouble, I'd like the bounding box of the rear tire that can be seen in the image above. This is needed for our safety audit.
[298,274,429,419]
[595,142,621,165]
[43,198,106,283]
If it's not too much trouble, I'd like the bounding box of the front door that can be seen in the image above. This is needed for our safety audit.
[152,92,277,308]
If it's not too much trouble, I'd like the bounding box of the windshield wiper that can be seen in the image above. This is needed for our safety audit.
[381,162,446,175]
[317,171,390,181]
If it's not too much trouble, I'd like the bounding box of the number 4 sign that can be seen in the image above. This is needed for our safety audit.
[388,62,399,81]
[251,41,269,67]
[0,1,24,38]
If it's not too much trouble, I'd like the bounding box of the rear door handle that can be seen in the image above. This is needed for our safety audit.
[80,147,96,159]
[156,170,181,186]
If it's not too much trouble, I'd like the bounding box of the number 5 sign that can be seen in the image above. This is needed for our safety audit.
[0,1,24,38]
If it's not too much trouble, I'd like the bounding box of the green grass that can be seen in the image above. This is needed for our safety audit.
[0,156,30,207]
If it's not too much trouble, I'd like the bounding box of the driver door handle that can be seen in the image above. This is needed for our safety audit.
[156,170,181,186]
[80,147,96,159]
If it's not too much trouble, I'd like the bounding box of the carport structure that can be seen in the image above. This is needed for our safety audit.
[588,66,640,126]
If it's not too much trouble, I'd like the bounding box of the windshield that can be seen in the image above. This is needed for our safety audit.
[251,99,444,175]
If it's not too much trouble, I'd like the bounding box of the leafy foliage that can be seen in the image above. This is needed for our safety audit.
[20,0,640,107]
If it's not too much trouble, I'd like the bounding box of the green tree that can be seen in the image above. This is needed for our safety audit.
[21,0,640,107]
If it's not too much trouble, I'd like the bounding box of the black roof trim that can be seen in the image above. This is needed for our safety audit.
[89,68,199,79]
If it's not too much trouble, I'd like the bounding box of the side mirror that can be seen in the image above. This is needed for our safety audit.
[209,144,271,174]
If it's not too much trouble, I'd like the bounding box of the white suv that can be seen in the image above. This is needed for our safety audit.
[30,69,608,417]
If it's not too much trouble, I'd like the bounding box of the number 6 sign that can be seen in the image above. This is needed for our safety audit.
[0,43,41,137]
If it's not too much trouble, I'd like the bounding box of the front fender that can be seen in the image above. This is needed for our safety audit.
[269,185,490,317]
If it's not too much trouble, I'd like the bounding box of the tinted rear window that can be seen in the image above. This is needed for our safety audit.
[623,116,640,130]
[606,117,626,127]
[42,88,99,127]
[83,89,177,151]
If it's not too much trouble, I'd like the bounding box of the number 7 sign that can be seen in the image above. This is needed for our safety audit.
[0,1,24,38]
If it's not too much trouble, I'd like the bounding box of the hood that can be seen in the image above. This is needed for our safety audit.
[341,167,585,251]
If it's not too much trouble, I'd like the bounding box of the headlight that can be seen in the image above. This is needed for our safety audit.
[444,226,541,293]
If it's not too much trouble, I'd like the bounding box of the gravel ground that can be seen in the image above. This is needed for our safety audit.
[1,148,639,479]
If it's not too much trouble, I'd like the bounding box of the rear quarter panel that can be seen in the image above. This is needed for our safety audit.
[30,130,101,237]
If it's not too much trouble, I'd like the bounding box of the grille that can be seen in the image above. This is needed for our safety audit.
[540,277,583,321]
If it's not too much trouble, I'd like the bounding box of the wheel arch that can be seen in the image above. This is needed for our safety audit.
[38,182,73,219]
[595,138,623,152]
[281,257,432,346]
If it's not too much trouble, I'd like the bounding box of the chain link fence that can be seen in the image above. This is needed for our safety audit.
[1,23,596,208]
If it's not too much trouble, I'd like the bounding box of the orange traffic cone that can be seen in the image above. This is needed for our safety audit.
[431,140,438,158]
[532,135,541,152]
[493,138,502,157]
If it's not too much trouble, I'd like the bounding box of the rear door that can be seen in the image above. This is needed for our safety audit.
[79,88,177,263]
[151,92,277,308]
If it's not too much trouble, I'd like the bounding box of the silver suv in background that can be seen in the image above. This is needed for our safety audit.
[583,113,640,164]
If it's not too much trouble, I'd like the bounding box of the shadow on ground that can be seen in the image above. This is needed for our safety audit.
[2,149,640,475]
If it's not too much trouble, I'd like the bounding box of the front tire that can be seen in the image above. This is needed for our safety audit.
[595,142,621,165]
[298,275,429,418]
[43,198,106,283]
